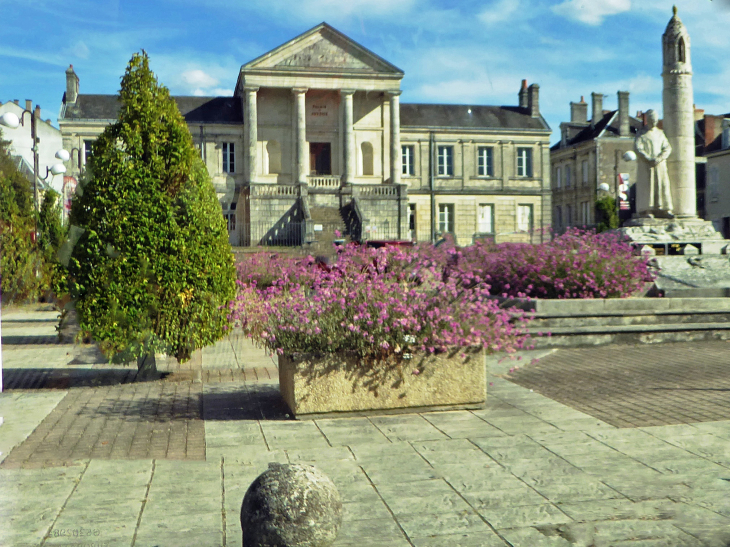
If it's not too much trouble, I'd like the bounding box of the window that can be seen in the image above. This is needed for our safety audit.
[565,165,571,188]
[566,204,572,226]
[556,167,561,189]
[361,142,374,176]
[581,201,590,225]
[437,146,453,176]
[582,160,588,185]
[83,139,94,164]
[223,142,235,173]
[438,203,454,234]
[402,145,415,176]
[408,203,416,239]
[517,204,533,233]
[477,147,493,177]
[266,140,281,174]
[223,202,236,232]
[477,204,494,234]
[555,206,562,228]
[517,147,532,177]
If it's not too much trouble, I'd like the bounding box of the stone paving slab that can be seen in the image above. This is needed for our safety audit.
[5,306,730,545]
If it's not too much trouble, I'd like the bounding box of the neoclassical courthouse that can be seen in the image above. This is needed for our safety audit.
[59,23,552,247]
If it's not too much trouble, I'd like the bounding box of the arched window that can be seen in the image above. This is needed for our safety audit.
[266,140,281,174]
[678,37,686,63]
[361,142,373,176]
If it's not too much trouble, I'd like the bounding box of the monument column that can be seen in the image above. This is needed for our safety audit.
[662,6,696,218]
[244,86,259,184]
[293,88,308,184]
[388,91,401,184]
[341,90,355,184]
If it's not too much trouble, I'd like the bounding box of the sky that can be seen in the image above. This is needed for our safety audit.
[1,0,729,145]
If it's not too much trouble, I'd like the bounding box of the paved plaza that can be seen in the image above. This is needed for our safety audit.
[2,305,730,546]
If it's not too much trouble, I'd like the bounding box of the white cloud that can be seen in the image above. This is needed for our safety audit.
[478,0,521,26]
[552,0,631,25]
[181,69,219,88]
[64,41,90,59]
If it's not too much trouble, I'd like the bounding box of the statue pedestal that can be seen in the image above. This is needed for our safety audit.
[619,217,730,297]
[619,217,727,256]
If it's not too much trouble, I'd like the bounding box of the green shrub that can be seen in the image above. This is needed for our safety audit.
[595,195,619,232]
[65,52,236,372]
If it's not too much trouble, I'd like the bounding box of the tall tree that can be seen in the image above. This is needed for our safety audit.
[65,52,236,374]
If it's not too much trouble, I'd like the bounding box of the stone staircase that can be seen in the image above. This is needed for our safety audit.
[524,297,730,348]
[308,206,349,252]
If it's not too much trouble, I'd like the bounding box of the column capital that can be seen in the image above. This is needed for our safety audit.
[386,90,402,97]
[340,89,356,96]
[292,87,308,95]
[243,85,259,93]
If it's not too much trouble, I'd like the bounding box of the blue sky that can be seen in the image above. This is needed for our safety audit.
[2,0,729,144]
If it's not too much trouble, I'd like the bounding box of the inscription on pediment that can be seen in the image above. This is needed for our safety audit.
[276,38,375,70]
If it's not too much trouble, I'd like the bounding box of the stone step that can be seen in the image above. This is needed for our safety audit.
[529,311,730,329]
[527,321,730,348]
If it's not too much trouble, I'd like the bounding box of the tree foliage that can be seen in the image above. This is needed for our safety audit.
[0,130,44,303]
[65,52,236,367]
[595,195,619,232]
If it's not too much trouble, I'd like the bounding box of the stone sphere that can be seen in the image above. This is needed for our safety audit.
[240,463,343,547]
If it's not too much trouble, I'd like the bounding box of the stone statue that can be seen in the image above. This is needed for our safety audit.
[635,109,673,218]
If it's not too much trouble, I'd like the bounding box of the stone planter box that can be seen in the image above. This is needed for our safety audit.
[278,350,486,418]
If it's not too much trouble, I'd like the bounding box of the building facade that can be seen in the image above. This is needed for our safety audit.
[550,92,642,231]
[0,100,64,200]
[59,23,552,247]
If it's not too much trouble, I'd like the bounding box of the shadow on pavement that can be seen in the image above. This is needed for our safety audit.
[203,384,292,422]
[2,367,141,390]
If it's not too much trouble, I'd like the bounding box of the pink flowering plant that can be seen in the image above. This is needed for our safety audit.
[230,243,531,365]
[459,228,654,299]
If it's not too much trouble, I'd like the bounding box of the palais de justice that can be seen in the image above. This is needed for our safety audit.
[58,23,552,247]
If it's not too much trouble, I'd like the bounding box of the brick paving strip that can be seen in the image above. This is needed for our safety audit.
[506,341,730,427]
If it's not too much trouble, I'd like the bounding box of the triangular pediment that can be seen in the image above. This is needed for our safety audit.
[243,23,403,75]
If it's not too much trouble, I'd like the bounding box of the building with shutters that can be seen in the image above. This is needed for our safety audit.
[58,22,552,247]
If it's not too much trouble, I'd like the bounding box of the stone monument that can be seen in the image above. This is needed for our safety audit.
[620,6,727,257]
[634,109,673,218]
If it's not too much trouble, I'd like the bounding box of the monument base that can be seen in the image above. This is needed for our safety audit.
[619,217,728,256]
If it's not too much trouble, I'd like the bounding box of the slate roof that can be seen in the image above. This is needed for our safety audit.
[62,95,549,132]
[61,94,243,124]
[400,103,549,131]
[550,110,643,151]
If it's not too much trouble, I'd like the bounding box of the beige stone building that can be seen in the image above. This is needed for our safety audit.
[59,23,552,247]
[550,92,642,231]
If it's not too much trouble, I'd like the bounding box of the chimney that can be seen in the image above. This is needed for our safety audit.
[34,105,41,120]
[65,64,79,104]
[25,100,32,112]
[13,99,19,105]
[704,115,720,149]
[591,92,603,127]
[518,79,528,109]
[617,91,630,137]
[570,96,588,123]
[528,83,540,118]
[694,105,704,122]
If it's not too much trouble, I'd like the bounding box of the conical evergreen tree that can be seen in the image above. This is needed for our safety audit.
[66,52,235,372]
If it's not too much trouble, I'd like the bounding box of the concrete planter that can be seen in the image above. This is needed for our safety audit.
[278,350,486,418]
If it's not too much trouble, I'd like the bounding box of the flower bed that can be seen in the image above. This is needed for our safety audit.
[230,230,653,416]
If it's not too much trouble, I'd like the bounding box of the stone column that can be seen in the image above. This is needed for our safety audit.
[293,88,308,185]
[389,91,401,185]
[341,90,355,184]
[244,86,259,184]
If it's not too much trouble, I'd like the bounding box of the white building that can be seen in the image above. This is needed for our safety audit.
[0,99,65,197]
